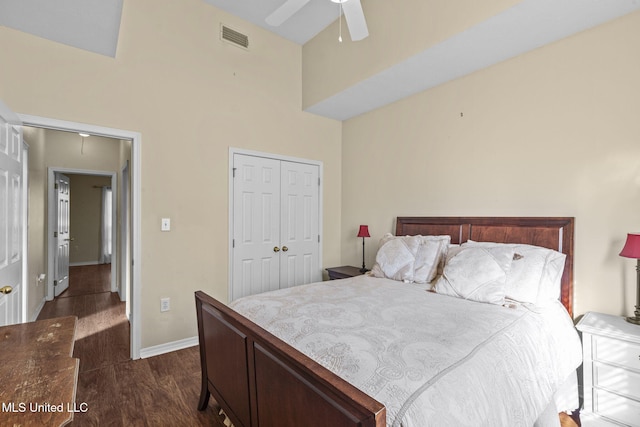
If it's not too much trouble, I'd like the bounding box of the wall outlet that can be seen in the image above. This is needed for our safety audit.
[161,218,171,231]
[160,297,170,312]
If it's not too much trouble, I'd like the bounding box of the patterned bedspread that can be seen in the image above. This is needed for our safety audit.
[229,275,582,427]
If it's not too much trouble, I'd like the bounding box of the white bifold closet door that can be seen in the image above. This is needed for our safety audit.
[232,153,320,301]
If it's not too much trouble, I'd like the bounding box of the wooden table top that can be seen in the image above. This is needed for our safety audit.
[0,316,79,427]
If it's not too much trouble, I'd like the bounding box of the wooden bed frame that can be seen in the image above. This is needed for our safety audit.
[195,216,575,427]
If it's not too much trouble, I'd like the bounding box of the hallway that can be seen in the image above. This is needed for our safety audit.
[37,264,129,373]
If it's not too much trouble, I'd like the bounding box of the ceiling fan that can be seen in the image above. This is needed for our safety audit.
[266,0,369,41]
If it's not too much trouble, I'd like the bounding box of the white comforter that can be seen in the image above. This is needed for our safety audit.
[230,275,582,427]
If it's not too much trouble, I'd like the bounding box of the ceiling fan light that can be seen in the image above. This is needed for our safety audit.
[330,0,349,3]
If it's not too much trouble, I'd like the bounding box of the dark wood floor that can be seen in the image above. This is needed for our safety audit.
[36,264,225,426]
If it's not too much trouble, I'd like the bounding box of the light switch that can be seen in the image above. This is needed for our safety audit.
[161,218,171,231]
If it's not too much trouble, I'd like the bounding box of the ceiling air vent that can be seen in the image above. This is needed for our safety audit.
[221,25,249,49]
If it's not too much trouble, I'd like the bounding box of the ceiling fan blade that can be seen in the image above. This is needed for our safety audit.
[265,0,312,27]
[342,0,369,41]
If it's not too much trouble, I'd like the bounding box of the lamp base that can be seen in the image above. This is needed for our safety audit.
[359,267,369,273]
[626,316,640,325]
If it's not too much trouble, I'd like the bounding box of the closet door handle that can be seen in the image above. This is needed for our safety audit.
[273,246,280,253]
[282,246,288,252]
[0,286,13,295]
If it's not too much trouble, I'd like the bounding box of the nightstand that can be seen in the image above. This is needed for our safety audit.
[325,266,365,280]
[576,311,640,426]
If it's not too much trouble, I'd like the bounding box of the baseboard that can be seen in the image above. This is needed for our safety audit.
[139,336,198,359]
[69,261,100,267]
[30,297,46,322]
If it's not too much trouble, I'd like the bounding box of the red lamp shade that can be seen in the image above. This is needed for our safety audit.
[620,233,640,259]
[357,225,370,238]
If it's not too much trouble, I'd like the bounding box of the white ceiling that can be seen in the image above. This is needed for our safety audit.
[1,0,639,120]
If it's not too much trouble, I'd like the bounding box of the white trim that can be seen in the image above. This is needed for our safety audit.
[228,147,323,301]
[139,336,198,359]
[119,160,130,306]
[69,261,101,267]
[30,297,46,322]
[18,114,142,360]
[21,142,29,323]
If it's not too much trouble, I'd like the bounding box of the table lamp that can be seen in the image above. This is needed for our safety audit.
[619,232,640,325]
[357,225,370,273]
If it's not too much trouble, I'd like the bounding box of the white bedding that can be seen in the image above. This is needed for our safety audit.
[229,275,582,427]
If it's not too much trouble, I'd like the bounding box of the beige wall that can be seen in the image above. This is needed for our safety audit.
[339,10,640,319]
[23,127,47,319]
[0,0,342,348]
[67,174,112,265]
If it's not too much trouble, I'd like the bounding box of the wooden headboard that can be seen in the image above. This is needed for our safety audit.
[396,217,575,317]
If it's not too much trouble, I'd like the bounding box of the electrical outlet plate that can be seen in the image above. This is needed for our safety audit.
[161,218,171,231]
[160,297,170,312]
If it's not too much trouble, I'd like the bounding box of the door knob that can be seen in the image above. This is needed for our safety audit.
[273,246,280,253]
[282,246,289,252]
[0,286,13,295]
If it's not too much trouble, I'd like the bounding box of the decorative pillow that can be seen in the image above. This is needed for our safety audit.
[436,244,462,277]
[371,234,447,283]
[462,241,566,306]
[434,246,515,305]
[414,236,449,283]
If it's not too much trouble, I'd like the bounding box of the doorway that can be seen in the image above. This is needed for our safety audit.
[19,114,142,359]
[47,169,117,298]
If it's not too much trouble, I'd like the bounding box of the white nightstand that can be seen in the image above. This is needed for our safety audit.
[576,312,640,426]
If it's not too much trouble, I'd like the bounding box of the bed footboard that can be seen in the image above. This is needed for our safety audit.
[195,291,386,427]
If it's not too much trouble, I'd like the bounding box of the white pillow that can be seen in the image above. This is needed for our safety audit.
[462,241,566,305]
[414,236,449,283]
[434,246,515,305]
[371,234,448,283]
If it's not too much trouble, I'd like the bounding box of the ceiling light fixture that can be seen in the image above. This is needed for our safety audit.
[78,132,90,154]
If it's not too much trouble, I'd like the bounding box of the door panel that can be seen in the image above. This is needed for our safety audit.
[232,154,281,300]
[0,102,23,326]
[279,161,320,289]
[54,173,71,297]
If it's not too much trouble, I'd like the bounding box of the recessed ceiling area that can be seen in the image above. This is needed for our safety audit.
[0,0,123,57]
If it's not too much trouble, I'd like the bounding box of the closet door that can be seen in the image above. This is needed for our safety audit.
[232,154,281,300]
[279,161,320,288]
[231,153,321,301]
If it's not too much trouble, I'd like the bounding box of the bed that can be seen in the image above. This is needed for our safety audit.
[195,216,582,426]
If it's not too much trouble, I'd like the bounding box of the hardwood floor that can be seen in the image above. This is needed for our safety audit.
[36,265,225,426]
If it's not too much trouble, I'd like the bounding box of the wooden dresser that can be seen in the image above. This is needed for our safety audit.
[577,311,640,426]
[0,316,79,426]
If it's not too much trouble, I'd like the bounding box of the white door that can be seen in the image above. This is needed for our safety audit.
[279,161,320,288]
[231,153,321,300]
[0,101,24,326]
[232,154,281,300]
[53,173,71,297]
